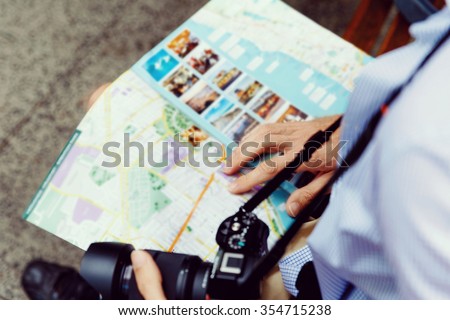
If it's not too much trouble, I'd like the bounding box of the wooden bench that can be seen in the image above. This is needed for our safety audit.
[344,0,447,56]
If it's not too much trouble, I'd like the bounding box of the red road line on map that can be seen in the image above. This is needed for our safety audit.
[167,173,215,252]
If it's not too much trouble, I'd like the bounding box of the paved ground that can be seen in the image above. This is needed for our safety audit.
[0,0,358,299]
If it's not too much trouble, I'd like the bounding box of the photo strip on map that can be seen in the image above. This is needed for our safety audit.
[163,66,199,97]
[230,75,263,105]
[167,29,200,58]
[186,43,220,75]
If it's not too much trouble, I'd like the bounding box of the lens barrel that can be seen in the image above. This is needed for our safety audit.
[147,250,211,299]
[81,242,133,299]
[80,242,211,300]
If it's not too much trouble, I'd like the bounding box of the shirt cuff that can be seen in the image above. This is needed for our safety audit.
[278,245,313,297]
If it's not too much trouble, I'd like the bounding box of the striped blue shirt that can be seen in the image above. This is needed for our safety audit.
[279,3,450,299]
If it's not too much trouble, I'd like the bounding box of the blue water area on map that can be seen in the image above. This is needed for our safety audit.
[184,20,353,118]
[242,11,270,21]
[144,49,179,81]
[132,20,365,146]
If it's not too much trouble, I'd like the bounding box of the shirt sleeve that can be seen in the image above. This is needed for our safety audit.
[373,35,450,298]
[377,131,450,298]
[278,245,313,297]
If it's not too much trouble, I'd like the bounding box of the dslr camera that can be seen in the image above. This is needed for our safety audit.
[81,207,269,299]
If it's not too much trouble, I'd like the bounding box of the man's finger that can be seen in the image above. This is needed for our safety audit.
[131,250,167,300]
[228,152,298,194]
[223,124,299,175]
[297,127,342,173]
[223,140,266,175]
[286,171,334,217]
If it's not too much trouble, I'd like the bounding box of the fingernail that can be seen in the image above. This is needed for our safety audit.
[131,250,147,268]
[222,166,231,173]
[228,181,239,193]
[288,202,300,216]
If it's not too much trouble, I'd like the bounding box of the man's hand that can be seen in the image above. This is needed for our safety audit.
[131,250,167,300]
[223,115,343,217]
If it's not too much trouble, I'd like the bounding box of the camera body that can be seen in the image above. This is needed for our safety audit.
[80,207,269,299]
[209,208,269,299]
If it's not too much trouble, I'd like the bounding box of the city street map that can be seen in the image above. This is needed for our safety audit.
[24,0,371,260]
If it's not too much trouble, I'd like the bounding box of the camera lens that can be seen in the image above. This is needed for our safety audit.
[81,242,133,299]
[81,242,212,300]
[146,250,211,299]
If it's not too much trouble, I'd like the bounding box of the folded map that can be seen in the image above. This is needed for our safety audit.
[24,0,371,260]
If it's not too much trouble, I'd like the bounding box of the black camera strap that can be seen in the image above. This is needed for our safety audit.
[239,27,450,295]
